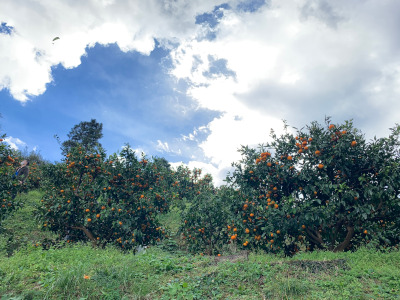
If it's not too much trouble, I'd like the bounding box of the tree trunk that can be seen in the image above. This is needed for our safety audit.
[333,226,354,252]
[72,226,98,247]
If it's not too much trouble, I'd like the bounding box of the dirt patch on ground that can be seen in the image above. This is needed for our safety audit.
[213,251,249,264]
[269,258,350,273]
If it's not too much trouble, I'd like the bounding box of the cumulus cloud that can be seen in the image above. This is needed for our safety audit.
[0,0,230,101]
[3,0,400,185]
[164,0,400,183]
[155,140,181,155]
[4,136,26,150]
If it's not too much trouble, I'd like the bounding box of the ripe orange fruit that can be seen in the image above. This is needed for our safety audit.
[287,156,293,160]
[85,208,90,212]
[351,141,357,147]
[231,235,237,240]
[318,163,324,169]
[276,230,281,234]
[364,230,368,234]
[87,218,92,222]
[302,225,306,229]
[96,214,100,218]
[329,124,335,130]
[315,150,321,155]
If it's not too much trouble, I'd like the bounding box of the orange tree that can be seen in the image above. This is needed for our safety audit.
[0,135,25,224]
[37,144,172,250]
[169,166,213,207]
[178,170,238,255]
[226,119,400,254]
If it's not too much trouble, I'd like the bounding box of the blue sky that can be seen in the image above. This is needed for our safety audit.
[1,0,400,185]
[1,43,219,163]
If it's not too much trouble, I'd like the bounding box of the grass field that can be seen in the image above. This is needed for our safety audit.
[0,191,399,299]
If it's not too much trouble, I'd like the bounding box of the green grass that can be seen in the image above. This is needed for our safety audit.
[0,190,58,257]
[1,245,399,299]
[1,191,400,299]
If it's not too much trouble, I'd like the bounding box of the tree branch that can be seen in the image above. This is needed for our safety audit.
[306,228,324,247]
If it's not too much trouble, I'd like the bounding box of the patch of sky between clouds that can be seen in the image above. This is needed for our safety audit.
[0,22,14,35]
[236,0,268,13]
[195,3,230,41]
[203,55,236,79]
[195,3,230,28]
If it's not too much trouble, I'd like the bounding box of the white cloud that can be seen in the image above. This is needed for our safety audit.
[4,136,26,150]
[155,140,182,155]
[166,0,400,184]
[0,0,229,101]
[3,0,400,186]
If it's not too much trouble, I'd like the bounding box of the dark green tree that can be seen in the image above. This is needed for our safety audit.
[59,119,103,155]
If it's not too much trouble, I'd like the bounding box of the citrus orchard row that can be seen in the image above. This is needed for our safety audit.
[2,119,400,255]
[179,120,400,255]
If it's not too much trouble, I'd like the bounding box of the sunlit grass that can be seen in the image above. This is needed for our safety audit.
[1,190,399,299]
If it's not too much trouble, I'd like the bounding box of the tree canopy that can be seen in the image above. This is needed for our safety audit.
[60,119,103,155]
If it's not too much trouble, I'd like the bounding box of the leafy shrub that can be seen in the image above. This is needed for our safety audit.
[37,145,173,250]
[226,119,400,254]
[0,134,25,224]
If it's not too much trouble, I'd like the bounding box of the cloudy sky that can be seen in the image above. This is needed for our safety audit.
[1,0,400,185]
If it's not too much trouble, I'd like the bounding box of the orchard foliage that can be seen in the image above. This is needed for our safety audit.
[226,119,400,254]
[180,180,237,255]
[38,145,173,250]
[4,117,400,256]
[0,135,25,223]
[59,119,103,156]
[170,166,214,206]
